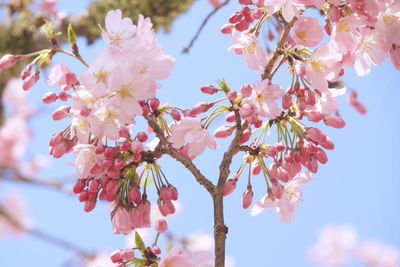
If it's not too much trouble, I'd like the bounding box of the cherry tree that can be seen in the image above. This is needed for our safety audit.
[0,0,399,266]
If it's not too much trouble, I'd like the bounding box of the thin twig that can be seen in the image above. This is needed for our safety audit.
[145,114,215,195]
[182,0,230,54]
[262,17,297,80]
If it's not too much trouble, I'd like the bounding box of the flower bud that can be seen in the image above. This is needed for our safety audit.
[240,84,252,97]
[323,115,345,128]
[150,98,160,111]
[227,90,238,101]
[118,126,130,138]
[23,71,39,91]
[171,110,182,121]
[42,91,58,104]
[155,219,168,233]
[220,24,234,35]
[136,132,148,142]
[0,54,21,69]
[52,106,70,120]
[214,125,235,138]
[201,85,219,94]
[223,177,237,196]
[242,185,253,209]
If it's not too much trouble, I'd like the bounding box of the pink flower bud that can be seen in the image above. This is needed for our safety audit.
[240,84,252,97]
[220,24,234,35]
[266,146,277,157]
[328,6,343,22]
[79,191,89,202]
[225,111,236,122]
[150,98,160,111]
[282,94,292,110]
[42,91,58,104]
[90,163,105,175]
[120,248,135,261]
[128,186,141,204]
[223,177,237,196]
[242,185,253,209]
[271,183,283,199]
[201,85,219,94]
[274,141,285,152]
[276,166,289,182]
[88,179,100,192]
[95,144,105,154]
[131,140,144,153]
[294,62,306,77]
[235,20,249,32]
[155,219,168,233]
[171,110,182,121]
[106,180,119,197]
[169,185,178,201]
[244,14,254,23]
[160,185,173,201]
[239,0,252,4]
[157,197,175,217]
[58,91,69,101]
[152,245,161,255]
[141,104,150,116]
[304,157,318,173]
[190,102,213,116]
[307,111,323,122]
[104,147,115,158]
[305,89,316,106]
[324,115,345,128]
[251,161,261,175]
[110,249,123,263]
[114,159,125,169]
[52,106,70,120]
[20,65,31,80]
[120,142,130,151]
[136,132,148,142]
[23,71,39,91]
[229,12,242,23]
[132,153,142,163]
[107,167,120,179]
[251,8,263,20]
[102,160,113,169]
[84,199,96,212]
[306,127,324,143]
[240,128,251,143]
[0,54,21,69]
[118,126,130,138]
[214,125,235,138]
[315,147,328,164]
[324,18,332,36]
[240,6,250,16]
[73,179,86,194]
[319,135,335,150]
[227,90,238,101]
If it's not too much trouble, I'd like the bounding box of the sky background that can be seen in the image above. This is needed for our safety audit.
[0,0,400,266]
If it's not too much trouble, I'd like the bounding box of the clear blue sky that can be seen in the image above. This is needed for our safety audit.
[1,1,399,266]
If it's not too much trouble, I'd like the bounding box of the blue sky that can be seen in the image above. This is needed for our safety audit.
[1,1,399,266]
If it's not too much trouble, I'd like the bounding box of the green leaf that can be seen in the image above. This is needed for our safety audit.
[67,24,77,46]
[135,231,146,251]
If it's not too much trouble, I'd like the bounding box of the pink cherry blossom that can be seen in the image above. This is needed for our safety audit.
[331,14,365,54]
[248,79,284,119]
[306,43,342,92]
[48,64,77,90]
[159,245,213,267]
[263,0,303,23]
[251,172,312,223]
[354,28,388,76]
[208,0,221,8]
[292,16,324,47]
[228,30,267,71]
[168,117,216,159]
[101,9,137,47]
[38,0,57,17]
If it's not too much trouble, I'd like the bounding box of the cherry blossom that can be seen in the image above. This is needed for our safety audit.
[248,79,284,119]
[100,9,137,47]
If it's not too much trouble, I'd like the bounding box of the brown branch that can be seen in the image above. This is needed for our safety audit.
[262,17,297,81]
[214,109,248,267]
[182,0,230,54]
[145,114,215,195]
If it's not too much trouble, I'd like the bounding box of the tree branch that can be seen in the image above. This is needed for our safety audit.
[262,17,296,81]
[182,0,230,54]
[214,108,248,267]
[145,114,215,195]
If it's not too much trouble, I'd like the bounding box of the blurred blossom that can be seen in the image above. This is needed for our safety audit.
[356,239,399,267]
[0,192,33,237]
[309,224,358,266]
[82,251,114,267]
[187,231,214,252]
